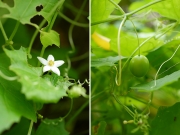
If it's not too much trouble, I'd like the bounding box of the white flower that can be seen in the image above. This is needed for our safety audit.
[37,55,64,76]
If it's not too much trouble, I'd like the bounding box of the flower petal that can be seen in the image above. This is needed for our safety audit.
[51,67,60,76]
[43,66,51,72]
[47,54,54,61]
[54,60,65,67]
[37,57,47,65]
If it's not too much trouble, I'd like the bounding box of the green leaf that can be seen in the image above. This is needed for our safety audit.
[0,53,36,134]
[131,70,180,92]
[91,56,125,67]
[4,47,69,103]
[151,0,180,21]
[40,30,60,48]
[97,121,107,135]
[91,0,121,33]
[0,0,62,28]
[150,102,180,135]
[35,119,69,135]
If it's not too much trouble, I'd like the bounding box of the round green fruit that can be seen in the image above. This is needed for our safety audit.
[129,55,149,77]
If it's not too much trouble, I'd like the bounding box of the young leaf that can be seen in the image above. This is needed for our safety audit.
[0,54,36,134]
[35,119,69,135]
[40,30,60,48]
[150,102,180,135]
[4,47,69,103]
[131,70,180,92]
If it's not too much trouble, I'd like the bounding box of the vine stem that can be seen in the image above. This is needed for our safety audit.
[91,0,165,26]
[141,91,154,115]
[116,16,127,86]
[8,21,20,41]
[66,0,87,75]
[112,93,135,117]
[47,0,65,32]
[62,98,73,119]
[153,44,180,87]
[0,20,8,41]
[37,46,46,66]
[108,0,127,86]
[47,8,58,32]
[58,12,89,27]
[68,0,87,54]
[27,120,33,135]
[130,20,140,55]
[27,19,46,59]
[66,100,88,125]
[0,70,18,81]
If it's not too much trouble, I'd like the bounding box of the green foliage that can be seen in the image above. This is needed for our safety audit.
[152,0,180,21]
[40,30,60,48]
[150,102,180,135]
[91,0,121,33]
[0,54,36,134]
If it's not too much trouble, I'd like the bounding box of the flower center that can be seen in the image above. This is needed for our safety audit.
[48,60,54,66]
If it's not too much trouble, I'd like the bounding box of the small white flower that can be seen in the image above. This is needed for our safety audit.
[37,55,64,76]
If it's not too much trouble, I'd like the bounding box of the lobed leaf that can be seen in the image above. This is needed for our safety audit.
[4,47,69,103]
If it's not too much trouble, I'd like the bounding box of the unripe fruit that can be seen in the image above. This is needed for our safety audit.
[129,55,149,77]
